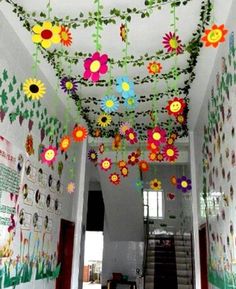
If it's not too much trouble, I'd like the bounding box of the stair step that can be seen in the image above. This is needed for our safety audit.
[176,263,192,270]
[178,285,193,289]
[177,276,192,284]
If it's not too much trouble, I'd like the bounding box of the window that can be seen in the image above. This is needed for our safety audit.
[143,190,164,219]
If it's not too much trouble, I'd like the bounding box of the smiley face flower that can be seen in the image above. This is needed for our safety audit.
[100,158,112,171]
[41,146,57,166]
[83,52,108,82]
[125,128,138,145]
[202,24,228,48]
[109,173,120,185]
[166,97,186,117]
[147,62,162,75]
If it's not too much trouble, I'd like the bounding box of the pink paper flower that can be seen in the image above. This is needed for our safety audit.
[83,52,108,82]
[162,32,183,54]
[41,145,57,166]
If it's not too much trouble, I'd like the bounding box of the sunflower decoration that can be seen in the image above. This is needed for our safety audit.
[101,95,119,114]
[166,97,186,117]
[147,62,163,75]
[120,166,129,178]
[109,173,120,185]
[170,176,177,186]
[99,143,105,154]
[120,23,127,42]
[60,76,78,95]
[125,128,138,145]
[41,145,57,166]
[156,152,164,162]
[162,145,179,162]
[124,96,138,110]
[97,113,112,128]
[201,24,228,48]
[100,158,112,171]
[116,76,135,99]
[162,32,183,54]
[150,178,162,191]
[32,21,61,49]
[23,78,46,100]
[67,182,76,194]
[119,122,131,136]
[149,152,157,162]
[139,160,149,172]
[128,152,139,166]
[88,149,98,163]
[176,176,192,193]
[84,52,108,82]
[72,126,88,142]
[118,160,127,169]
[147,126,166,146]
[59,135,71,152]
[60,26,73,47]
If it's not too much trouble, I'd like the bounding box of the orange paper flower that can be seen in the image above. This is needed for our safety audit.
[72,126,88,142]
[120,166,129,177]
[139,160,149,172]
[149,152,157,162]
[59,135,71,152]
[60,26,72,47]
[118,160,127,169]
[147,62,162,75]
[202,24,228,48]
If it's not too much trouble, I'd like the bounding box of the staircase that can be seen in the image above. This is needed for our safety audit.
[145,234,193,289]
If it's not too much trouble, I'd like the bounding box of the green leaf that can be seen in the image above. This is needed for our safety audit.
[3,69,8,81]
[0,89,8,105]
[12,75,17,85]
[11,97,16,106]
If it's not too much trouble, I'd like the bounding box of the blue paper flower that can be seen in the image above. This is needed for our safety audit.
[124,95,138,110]
[116,76,135,99]
[101,95,119,113]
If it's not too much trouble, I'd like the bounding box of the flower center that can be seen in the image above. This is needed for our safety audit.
[181,181,188,188]
[90,60,101,73]
[29,84,39,93]
[62,139,69,148]
[153,132,161,141]
[131,156,136,162]
[41,29,53,40]
[91,153,96,159]
[167,149,174,157]
[151,64,159,73]
[127,98,135,105]
[106,100,114,108]
[208,29,223,43]
[101,117,107,123]
[45,149,55,161]
[169,38,178,49]
[61,31,69,41]
[112,175,118,182]
[122,82,130,91]
[76,130,83,138]
[65,81,73,90]
[129,133,135,140]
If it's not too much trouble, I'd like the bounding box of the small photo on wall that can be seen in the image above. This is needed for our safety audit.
[44,215,52,233]
[50,178,57,193]
[35,190,46,210]
[22,184,33,206]
[55,201,62,216]
[38,168,47,188]
[25,160,36,183]
[33,212,42,232]
[19,209,32,230]
[17,154,24,174]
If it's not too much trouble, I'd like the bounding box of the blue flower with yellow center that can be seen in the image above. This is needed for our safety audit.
[124,95,138,110]
[101,95,119,114]
[116,76,135,99]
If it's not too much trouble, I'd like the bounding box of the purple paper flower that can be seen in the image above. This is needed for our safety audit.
[88,149,98,163]
[60,76,78,94]
[176,176,192,193]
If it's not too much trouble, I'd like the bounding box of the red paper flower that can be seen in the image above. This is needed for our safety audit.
[120,166,129,177]
[162,145,179,162]
[166,97,186,116]
[59,135,71,152]
[60,26,72,47]
[100,158,112,171]
[83,52,108,82]
[139,160,149,172]
[201,24,228,48]
[128,152,139,166]
[41,146,57,166]
[72,126,88,142]
[126,128,138,144]
[147,62,162,75]
[109,173,120,185]
[162,32,183,54]
[147,126,166,146]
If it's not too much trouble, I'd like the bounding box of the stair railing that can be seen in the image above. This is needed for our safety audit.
[143,203,150,287]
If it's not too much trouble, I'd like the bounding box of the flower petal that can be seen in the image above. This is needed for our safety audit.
[32,24,42,34]
[43,21,52,30]
[41,39,52,49]
[83,70,91,80]
[99,64,108,74]
[91,72,100,82]
[32,34,42,43]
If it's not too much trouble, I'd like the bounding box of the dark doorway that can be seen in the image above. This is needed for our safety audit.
[86,190,104,231]
[199,224,208,289]
[56,219,75,289]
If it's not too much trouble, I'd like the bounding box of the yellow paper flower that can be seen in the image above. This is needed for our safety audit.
[97,113,112,127]
[150,178,162,191]
[32,21,61,49]
[23,78,46,100]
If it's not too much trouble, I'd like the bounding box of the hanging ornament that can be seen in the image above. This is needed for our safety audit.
[83,52,108,82]
[59,135,71,152]
[25,134,35,156]
[170,176,177,186]
[109,173,120,185]
[166,97,186,116]
[147,62,162,75]
[88,149,98,163]
[128,152,139,166]
[23,78,46,100]
[120,24,127,42]
[119,122,131,136]
[139,160,149,172]
[147,126,166,146]
[101,95,119,114]
[116,76,135,98]
[162,145,179,162]
[41,145,57,166]
[97,113,112,128]
[118,160,127,169]
[60,26,73,47]
[72,126,88,142]
[150,178,162,191]
[166,137,175,145]
[32,21,61,49]
[120,166,129,177]
[67,182,76,194]
[100,158,112,171]
[60,76,78,94]
[167,192,176,201]
[201,24,228,48]
[149,152,157,162]
[99,143,105,154]
[125,128,138,145]
[176,114,186,125]
[176,176,192,193]
[162,32,183,54]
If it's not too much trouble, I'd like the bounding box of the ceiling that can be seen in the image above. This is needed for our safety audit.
[3,0,214,139]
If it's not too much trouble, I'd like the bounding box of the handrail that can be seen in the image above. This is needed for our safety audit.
[143,203,150,287]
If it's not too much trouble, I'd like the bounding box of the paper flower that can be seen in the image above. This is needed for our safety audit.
[72,126,88,142]
[170,132,178,140]
[166,137,175,145]
[100,158,112,171]
[97,113,112,127]
[147,142,159,153]
[67,182,75,194]
[166,97,186,116]
[119,122,131,135]
[156,152,164,162]
[177,176,192,193]
[201,24,228,48]
[120,166,129,177]
[162,145,179,162]
[59,135,71,152]
[32,21,61,49]
[150,178,162,191]
[147,126,166,146]
[41,146,57,166]
[120,23,127,42]
[109,173,120,185]
[149,152,157,162]
[101,95,119,113]
[147,62,162,75]
[23,78,46,100]
[112,134,122,150]
[162,32,183,54]
[170,176,177,186]
[116,76,135,98]
[118,160,127,169]
[125,128,138,145]
[60,26,72,47]
[88,149,98,162]
[128,152,139,166]
[83,52,108,82]
[176,114,186,125]
[124,95,138,110]
[25,134,34,155]
[93,129,101,138]
[139,160,149,172]
[60,76,78,94]
[99,143,105,154]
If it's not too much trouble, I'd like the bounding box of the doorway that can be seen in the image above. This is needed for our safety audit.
[56,219,75,289]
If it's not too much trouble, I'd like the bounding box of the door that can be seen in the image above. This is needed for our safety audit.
[56,219,75,289]
[199,224,208,289]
